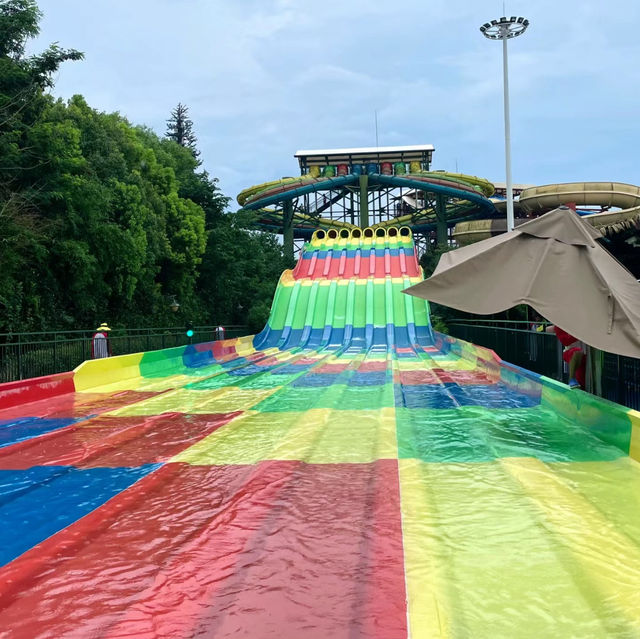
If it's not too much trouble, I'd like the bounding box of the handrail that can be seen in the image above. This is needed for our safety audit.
[0,325,247,342]
[449,323,553,335]
[0,325,250,383]
[450,318,548,325]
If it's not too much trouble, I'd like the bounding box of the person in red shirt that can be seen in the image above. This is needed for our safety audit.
[546,324,586,389]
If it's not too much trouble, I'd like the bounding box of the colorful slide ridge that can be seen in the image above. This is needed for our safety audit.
[1,227,640,637]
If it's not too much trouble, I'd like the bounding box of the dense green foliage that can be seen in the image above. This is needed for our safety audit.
[419,246,531,333]
[0,0,287,333]
[419,245,458,332]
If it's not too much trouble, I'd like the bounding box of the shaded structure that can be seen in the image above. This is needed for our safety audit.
[406,207,640,358]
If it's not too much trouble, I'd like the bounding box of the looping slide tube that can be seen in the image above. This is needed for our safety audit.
[237,176,314,206]
[454,181,640,245]
[251,208,358,232]
[241,175,359,210]
[519,182,640,212]
[409,170,495,197]
[372,173,495,212]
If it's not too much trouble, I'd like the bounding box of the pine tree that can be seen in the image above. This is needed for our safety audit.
[166,102,200,159]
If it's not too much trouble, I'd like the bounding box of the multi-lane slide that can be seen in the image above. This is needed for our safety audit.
[1,227,639,638]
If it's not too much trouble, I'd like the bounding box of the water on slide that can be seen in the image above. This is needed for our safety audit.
[0,229,639,638]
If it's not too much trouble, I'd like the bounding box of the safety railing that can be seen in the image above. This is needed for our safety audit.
[600,351,640,411]
[0,325,248,383]
[448,320,563,381]
[448,319,640,410]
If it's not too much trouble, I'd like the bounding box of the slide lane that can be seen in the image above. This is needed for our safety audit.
[1,229,640,637]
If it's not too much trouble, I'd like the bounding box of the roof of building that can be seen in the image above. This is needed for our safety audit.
[294,145,435,168]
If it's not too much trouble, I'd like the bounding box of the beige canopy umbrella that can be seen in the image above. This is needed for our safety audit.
[404,207,640,358]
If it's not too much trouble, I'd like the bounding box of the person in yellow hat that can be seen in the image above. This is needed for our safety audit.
[92,323,112,359]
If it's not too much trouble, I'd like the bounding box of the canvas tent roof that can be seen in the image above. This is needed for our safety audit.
[404,207,640,358]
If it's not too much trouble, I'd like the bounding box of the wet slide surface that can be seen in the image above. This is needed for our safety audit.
[1,230,640,638]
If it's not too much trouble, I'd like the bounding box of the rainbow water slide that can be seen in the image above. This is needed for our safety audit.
[1,227,640,637]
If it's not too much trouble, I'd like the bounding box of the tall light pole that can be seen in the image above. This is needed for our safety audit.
[480,16,529,232]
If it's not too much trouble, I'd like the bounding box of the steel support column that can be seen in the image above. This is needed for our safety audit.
[282,200,294,263]
[359,174,369,228]
[435,192,448,246]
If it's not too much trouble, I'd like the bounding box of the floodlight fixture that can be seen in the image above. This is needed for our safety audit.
[480,16,529,40]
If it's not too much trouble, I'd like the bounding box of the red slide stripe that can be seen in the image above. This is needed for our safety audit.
[293,255,418,280]
[0,460,407,639]
[0,390,164,421]
[0,412,241,469]
[0,372,75,411]
[394,369,442,385]
[433,369,496,385]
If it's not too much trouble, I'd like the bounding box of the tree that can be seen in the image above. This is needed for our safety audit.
[0,0,287,334]
[153,135,228,228]
[419,245,462,333]
[165,102,199,159]
[0,0,83,141]
[197,214,287,329]
[0,0,83,328]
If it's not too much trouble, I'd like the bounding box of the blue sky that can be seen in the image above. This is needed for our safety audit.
[31,1,640,207]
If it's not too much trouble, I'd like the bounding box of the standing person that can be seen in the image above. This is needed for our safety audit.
[546,324,586,389]
[92,323,112,359]
[215,325,225,340]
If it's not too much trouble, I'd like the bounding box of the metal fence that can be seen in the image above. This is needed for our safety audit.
[448,321,563,381]
[0,325,248,383]
[600,351,640,410]
[448,320,640,410]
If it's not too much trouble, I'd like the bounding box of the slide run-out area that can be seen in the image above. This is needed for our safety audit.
[1,229,640,638]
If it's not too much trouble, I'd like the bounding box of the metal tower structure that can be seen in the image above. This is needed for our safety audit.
[237,145,497,260]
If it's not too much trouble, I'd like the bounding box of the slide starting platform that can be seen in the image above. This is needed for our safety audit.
[1,227,640,638]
